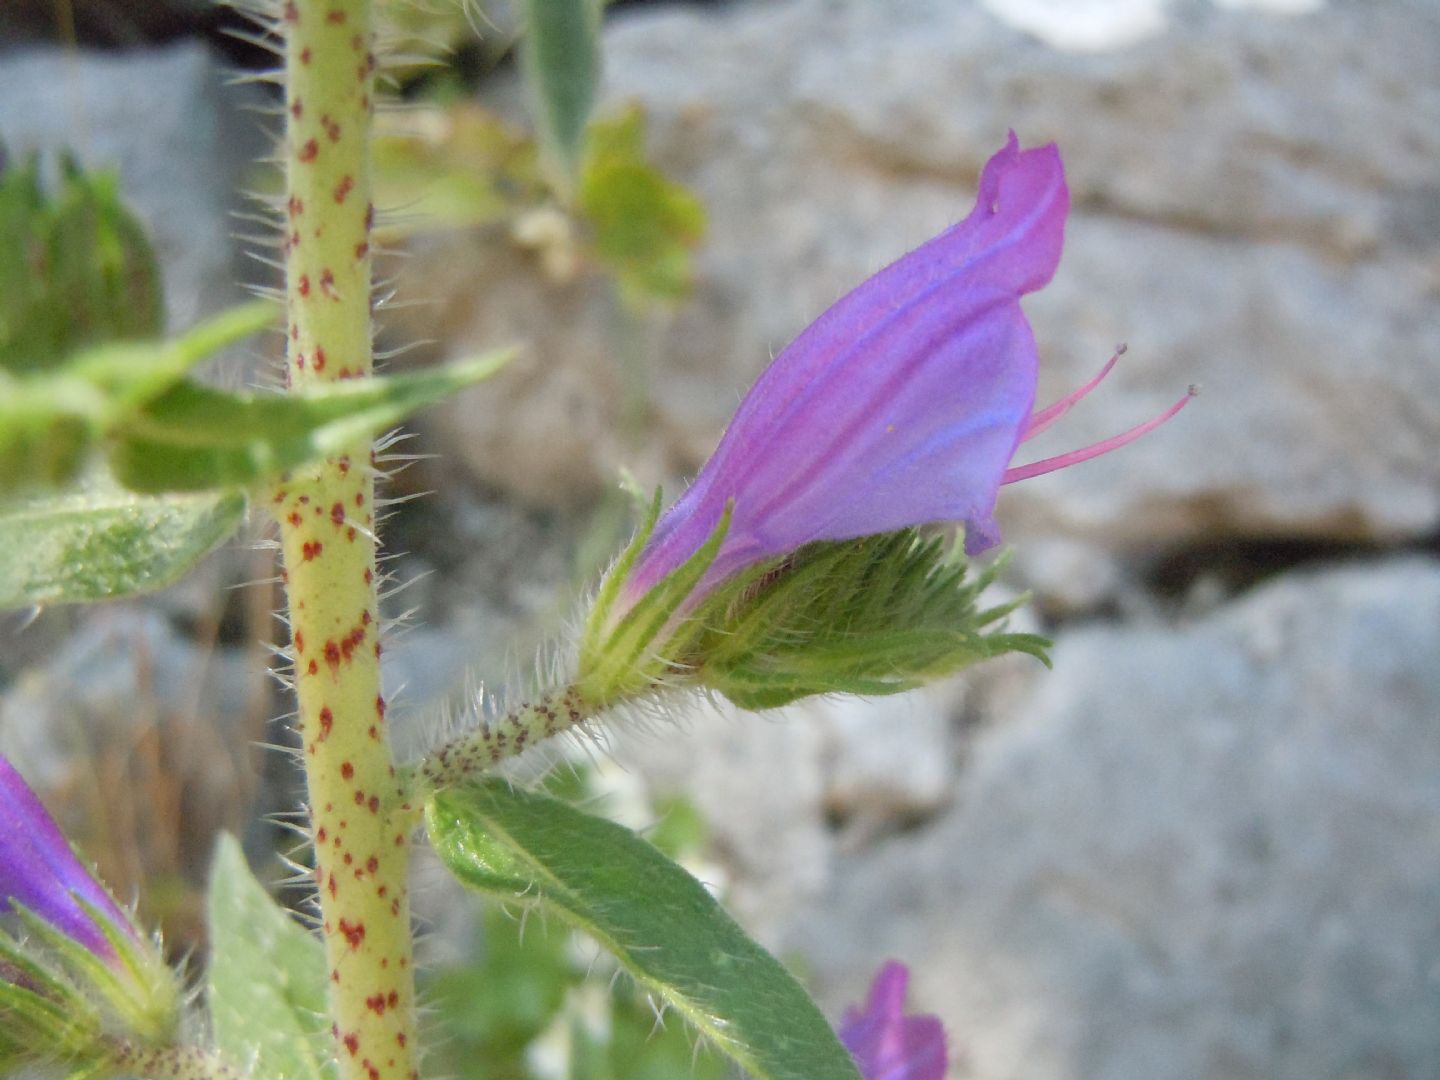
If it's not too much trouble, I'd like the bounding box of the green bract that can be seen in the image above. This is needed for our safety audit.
[578,495,1050,712]
[0,902,180,1073]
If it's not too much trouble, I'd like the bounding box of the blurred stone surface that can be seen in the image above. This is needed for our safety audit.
[0,41,265,334]
[411,0,1440,547]
[0,607,260,802]
[778,557,1440,1080]
[406,240,671,507]
[0,606,269,947]
[615,678,976,943]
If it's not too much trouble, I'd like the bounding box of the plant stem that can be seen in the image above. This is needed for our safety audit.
[103,1041,245,1080]
[274,2,418,1077]
[410,684,599,794]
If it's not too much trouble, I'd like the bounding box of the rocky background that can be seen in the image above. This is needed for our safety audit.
[2,1,1438,1078]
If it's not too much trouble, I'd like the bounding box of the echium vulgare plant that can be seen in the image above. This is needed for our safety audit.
[0,3,1193,1079]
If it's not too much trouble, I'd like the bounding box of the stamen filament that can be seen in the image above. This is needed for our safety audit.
[1003,385,1197,485]
[1022,344,1125,442]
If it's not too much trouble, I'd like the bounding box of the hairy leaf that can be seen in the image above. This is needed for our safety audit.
[0,301,277,496]
[428,781,863,1080]
[687,532,1050,709]
[0,477,244,608]
[206,835,333,1080]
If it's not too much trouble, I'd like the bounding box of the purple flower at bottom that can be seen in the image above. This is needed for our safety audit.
[839,962,948,1080]
[0,755,134,959]
[617,133,1190,613]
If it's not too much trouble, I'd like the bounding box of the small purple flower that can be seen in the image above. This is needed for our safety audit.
[0,755,133,959]
[839,961,948,1080]
[619,133,1189,610]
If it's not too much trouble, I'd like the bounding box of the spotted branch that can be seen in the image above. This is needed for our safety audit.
[410,685,600,795]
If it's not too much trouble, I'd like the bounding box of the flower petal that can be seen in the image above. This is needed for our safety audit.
[839,961,948,1080]
[624,135,1067,601]
[0,757,131,957]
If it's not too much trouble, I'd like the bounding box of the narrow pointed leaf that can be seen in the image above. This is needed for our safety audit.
[427,780,863,1080]
[580,488,661,663]
[520,0,601,191]
[0,981,94,1049]
[206,835,333,1080]
[0,477,244,608]
[110,349,514,493]
[677,530,1052,709]
[70,301,279,409]
[0,302,278,496]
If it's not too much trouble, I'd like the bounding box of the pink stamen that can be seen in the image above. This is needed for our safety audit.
[1003,385,1198,485]
[1022,344,1125,442]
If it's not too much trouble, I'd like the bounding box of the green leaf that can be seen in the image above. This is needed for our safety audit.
[577,503,730,703]
[578,487,660,665]
[427,781,863,1080]
[0,300,277,496]
[0,152,163,373]
[424,904,572,1066]
[0,476,244,608]
[0,981,95,1054]
[110,348,514,493]
[0,931,102,1058]
[206,834,333,1080]
[0,927,107,1069]
[373,105,545,238]
[0,381,98,492]
[521,0,603,192]
[578,108,706,305]
[75,299,279,407]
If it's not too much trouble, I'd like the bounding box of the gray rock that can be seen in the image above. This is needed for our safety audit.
[415,0,1440,546]
[788,557,1440,1080]
[0,1,217,50]
[0,42,266,334]
[606,0,1440,547]
[611,673,1006,943]
[809,686,964,837]
[412,239,671,507]
[1008,536,1128,618]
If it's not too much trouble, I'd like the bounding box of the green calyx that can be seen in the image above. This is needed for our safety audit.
[575,491,732,705]
[0,899,180,1073]
[0,925,105,1067]
[687,530,1050,709]
[579,501,1051,713]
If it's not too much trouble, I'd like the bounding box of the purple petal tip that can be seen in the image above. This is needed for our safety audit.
[839,961,949,1080]
[0,756,132,958]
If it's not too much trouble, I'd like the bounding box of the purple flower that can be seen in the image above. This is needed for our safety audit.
[839,961,947,1080]
[619,133,1189,610]
[0,755,133,959]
